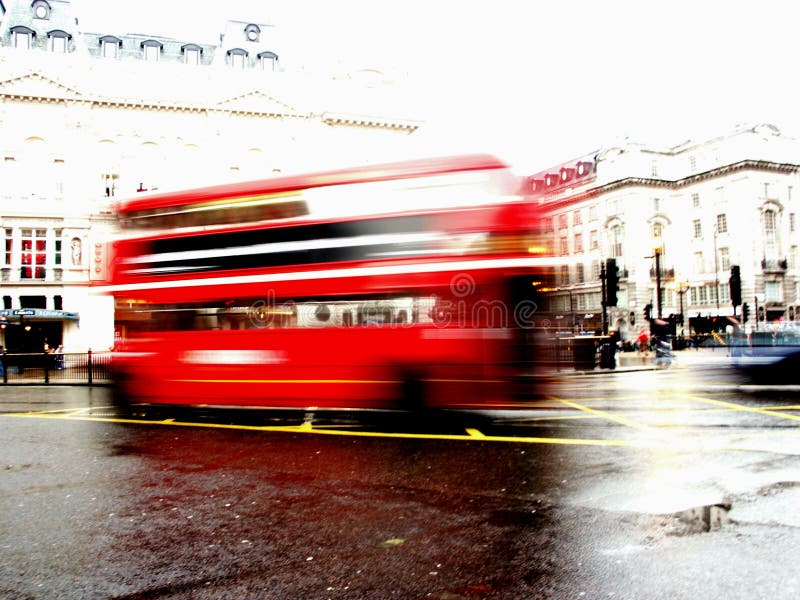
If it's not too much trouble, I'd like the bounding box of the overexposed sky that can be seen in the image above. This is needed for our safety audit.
[73,0,800,171]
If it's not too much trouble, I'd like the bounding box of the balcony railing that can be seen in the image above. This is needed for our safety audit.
[761,258,787,271]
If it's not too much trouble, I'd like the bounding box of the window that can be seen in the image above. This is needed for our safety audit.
[100,36,121,59]
[719,247,730,271]
[651,161,658,177]
[20,229,47,280]
[610,225,623,258]
[559,236,568,255]
[543,217,553,234]
[228,48,248,69]
[692,193,700,208]
[244,24,260,42]
[32,1,50,19]
[572,210,582,226]
[589,230,598,251]
[588,205,598,221]
[142,40,163,62]
[689,156,697,172]
[791,213,796,233]
[765,281,783,303]
[693,219,702,239]
[182,43,202,65]
[258,51,278,71]
[48,30,69,53]
[591,260,600,280]
[652,222,663,240]
[653,197,661,212]
[11,27,33,49]
[717,283,731,304]
[558,214,568,230]
[4,229,12,266]
[716,214,728,234]
[575,263,585,284]
[574,233,583,253]
[54,229,62,266]
[693,251,704,274]
[698,286,708,304]
[560,265,569,286]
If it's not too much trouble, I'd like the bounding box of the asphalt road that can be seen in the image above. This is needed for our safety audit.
[1,356,800,599]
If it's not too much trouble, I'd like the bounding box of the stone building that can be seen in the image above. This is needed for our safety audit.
[0,0,421,352]
[528,123,800,341]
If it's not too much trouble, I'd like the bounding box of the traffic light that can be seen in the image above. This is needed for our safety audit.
[729,265,742,307]
[742,302,750,323]
[644,303,653,322]
[605,258,620,307]
[758,306,765,321]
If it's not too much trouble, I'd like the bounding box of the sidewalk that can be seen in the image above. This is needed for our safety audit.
[564,346,733,375]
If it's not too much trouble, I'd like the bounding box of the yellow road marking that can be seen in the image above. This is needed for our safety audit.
[1,411,660,448]
[547,396,650,431]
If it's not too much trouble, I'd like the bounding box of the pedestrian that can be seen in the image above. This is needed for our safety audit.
[636,327,649,360]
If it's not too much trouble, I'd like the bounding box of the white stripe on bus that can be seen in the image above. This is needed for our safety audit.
[95,256,574,294]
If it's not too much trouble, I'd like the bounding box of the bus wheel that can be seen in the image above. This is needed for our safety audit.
[398,370,428,414]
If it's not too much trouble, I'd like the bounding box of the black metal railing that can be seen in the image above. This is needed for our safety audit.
[0,351,112,385]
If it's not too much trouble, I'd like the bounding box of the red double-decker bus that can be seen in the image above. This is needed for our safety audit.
[104,154,555,411]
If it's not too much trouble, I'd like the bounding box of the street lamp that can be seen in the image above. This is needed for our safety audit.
[646,235,664,320]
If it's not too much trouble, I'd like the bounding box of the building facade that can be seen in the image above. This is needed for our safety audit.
[529,123,800,341]
[0,0,421,352]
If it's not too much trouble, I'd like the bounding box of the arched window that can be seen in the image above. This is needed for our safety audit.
[181,43,203,65]
[258,51,278,71]
[609,224,623,258]
[764,208,779,258]
[47,29,71,53]
[10,26,35,49]
[141,39,163,62]
[227,48,248,69]
[99,35,122,59]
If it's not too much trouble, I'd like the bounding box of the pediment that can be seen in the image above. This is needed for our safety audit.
[216,90,296,115]
[0,71,82,101]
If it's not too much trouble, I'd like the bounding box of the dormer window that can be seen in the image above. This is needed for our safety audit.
[141,39,163,62]
[47,30,71,53]
[32,0,50,19]
[99,35,122,59]
[10,26,34,49]
[244,24,260,42]
[227,48,248,69]
[181,43,202,65]
[258,51,278,71]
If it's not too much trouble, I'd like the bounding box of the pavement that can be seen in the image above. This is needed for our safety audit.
[569,346,734,374]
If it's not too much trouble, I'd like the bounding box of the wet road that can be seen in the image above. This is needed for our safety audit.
[2,359,800,599]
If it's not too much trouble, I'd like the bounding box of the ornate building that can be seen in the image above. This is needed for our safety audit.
[0,0,421,352]
[529,124,800,340]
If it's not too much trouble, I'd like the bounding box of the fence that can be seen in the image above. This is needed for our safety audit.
[0,351,112,385]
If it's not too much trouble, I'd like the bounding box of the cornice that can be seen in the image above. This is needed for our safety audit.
[539,159,800,211]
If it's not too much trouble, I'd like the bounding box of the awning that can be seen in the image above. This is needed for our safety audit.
[0,309,79,322]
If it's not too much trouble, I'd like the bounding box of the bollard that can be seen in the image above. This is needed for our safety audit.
[87,349,93,385]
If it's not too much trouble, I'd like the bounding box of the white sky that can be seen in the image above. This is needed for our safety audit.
[74,0,800,171]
